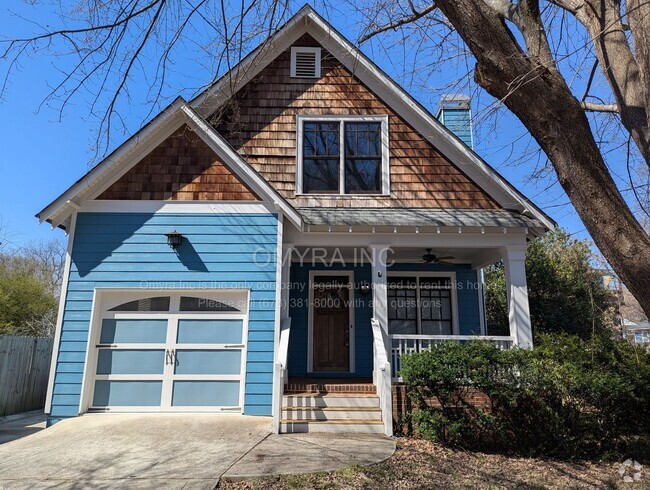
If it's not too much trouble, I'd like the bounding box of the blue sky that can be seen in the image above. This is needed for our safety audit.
[0,1,623,250]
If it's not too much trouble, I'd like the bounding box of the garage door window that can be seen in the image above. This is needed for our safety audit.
[87,291,248,413]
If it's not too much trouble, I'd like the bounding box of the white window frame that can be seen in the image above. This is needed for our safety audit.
[307,270,356,374]
[290,47,322,78]
[79,288,250,414]
[296,115,390,196]
[386,271,459,335]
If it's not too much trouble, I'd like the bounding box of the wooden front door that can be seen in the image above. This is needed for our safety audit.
[312,276,350,372]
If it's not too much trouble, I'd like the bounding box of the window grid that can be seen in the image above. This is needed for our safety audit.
[387,276,454,335]
[299,117,387,195]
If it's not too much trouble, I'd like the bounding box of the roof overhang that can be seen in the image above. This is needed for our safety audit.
[191,5,555,232]
[37,98,302,230]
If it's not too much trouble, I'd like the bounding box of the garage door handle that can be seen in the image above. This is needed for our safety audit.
[165,349,176,365]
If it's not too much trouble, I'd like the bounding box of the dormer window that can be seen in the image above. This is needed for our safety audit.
[290,47,321,78]
[296,115,389,195]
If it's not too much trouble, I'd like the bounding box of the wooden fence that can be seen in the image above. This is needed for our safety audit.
[0,335,54,416]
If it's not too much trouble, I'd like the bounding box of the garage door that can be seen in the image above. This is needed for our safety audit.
[87,291,248,412]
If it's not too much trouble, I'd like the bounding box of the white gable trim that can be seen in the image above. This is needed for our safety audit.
[37,99,302,230]
[191,6,554,231]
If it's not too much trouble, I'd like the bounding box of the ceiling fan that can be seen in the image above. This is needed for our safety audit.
[421,248,455,265]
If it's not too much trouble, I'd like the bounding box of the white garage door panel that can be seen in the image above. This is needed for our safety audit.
[86,291,248,413]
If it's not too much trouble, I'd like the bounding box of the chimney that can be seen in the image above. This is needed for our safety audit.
[436,94,473,149]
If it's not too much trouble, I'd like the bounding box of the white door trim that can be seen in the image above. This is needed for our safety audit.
[307,270,355,374]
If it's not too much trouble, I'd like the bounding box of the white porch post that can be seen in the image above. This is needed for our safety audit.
[369,245,390,334]
[503,246,533,348]
[280,243,293,321]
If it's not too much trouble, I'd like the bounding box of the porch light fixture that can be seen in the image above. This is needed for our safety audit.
[165,230,183,249]
[360,281,371,295]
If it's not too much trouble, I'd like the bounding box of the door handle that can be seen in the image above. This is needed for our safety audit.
[165,349,170,365]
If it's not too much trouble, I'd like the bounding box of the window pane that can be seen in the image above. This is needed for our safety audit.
[303,122,340,193]
[388,277,417,335]
[100,319,168,344]
[108,296,170,312]
[93,381,162,407]
[345,122,381,157]
[179,297,240,312]
[345,159,381,193]
[421,320,452,335]
[96,349,165,375]
[303,158,340,193]
[172,381,240,407]
[344,122,381,193]
[176,319,243,344]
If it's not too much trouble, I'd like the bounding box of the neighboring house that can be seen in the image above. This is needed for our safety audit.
[624,320,650,347]
[37,6,555,435]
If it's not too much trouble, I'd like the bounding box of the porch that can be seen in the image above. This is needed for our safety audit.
[273,231,534,435]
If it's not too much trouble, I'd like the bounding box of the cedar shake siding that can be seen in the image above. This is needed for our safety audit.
[98,125,259,201]
[210,35,499,210]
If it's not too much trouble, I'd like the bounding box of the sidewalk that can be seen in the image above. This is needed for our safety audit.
[0,410,47,444]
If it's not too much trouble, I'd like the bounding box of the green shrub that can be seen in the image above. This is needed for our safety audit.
[400,334,650,460]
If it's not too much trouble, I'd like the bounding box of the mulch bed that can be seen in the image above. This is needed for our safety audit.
[219,437,646,489]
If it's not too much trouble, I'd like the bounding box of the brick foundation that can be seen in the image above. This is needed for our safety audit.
[392,384,491,433]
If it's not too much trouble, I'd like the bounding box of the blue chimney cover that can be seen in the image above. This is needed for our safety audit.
[436,94,473,149]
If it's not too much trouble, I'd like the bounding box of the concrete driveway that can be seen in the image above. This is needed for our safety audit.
[0,414,271,489]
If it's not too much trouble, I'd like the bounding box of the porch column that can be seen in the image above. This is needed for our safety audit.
[280,243,294,320]
[503,246,533,348]
[369,245,390,334]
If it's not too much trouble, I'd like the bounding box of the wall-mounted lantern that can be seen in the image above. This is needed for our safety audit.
[165,230,183,249]
[360,281,371,296]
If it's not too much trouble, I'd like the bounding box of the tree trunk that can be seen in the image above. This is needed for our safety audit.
[436,0,650,318]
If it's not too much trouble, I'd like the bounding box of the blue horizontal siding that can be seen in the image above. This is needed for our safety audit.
[49,212,278,423]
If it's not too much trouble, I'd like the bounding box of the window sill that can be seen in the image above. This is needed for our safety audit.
[294,193,391,198]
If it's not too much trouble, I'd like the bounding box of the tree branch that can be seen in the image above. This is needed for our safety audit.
[580,101,619,112]
[358,3,437,43]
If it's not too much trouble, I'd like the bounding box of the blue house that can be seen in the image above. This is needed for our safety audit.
[37,6,554,435]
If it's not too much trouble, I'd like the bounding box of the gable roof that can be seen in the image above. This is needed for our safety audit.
[191,4,554,231]
[37,98,303,229]
[38,5,554,233]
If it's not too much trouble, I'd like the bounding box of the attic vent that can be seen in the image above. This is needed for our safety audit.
[290,47,321,78]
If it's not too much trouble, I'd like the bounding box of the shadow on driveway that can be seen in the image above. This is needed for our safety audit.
[0,410,47,444]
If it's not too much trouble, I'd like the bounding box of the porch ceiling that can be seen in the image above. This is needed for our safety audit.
[290,246,501,268]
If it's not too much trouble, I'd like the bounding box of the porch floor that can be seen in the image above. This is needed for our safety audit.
[286,377,375,394]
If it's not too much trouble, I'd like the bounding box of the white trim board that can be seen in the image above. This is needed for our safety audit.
[295,115,390,196]
[190,5,554,232]
[82,201,277,215]
[44,211,77,415]
[37,100,303,230]
[307,270,356,374]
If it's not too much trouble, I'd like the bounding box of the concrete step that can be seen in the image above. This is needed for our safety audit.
[280,419,385,434]
[283,394,380,409]
[282,406,382,421]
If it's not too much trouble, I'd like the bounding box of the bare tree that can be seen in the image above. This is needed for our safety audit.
[358,0,650,317]
[1,1,648,316]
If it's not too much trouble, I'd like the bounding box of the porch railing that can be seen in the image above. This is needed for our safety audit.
[272,317,291,434]
[371,318,393,437]
[390,334,516,380]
